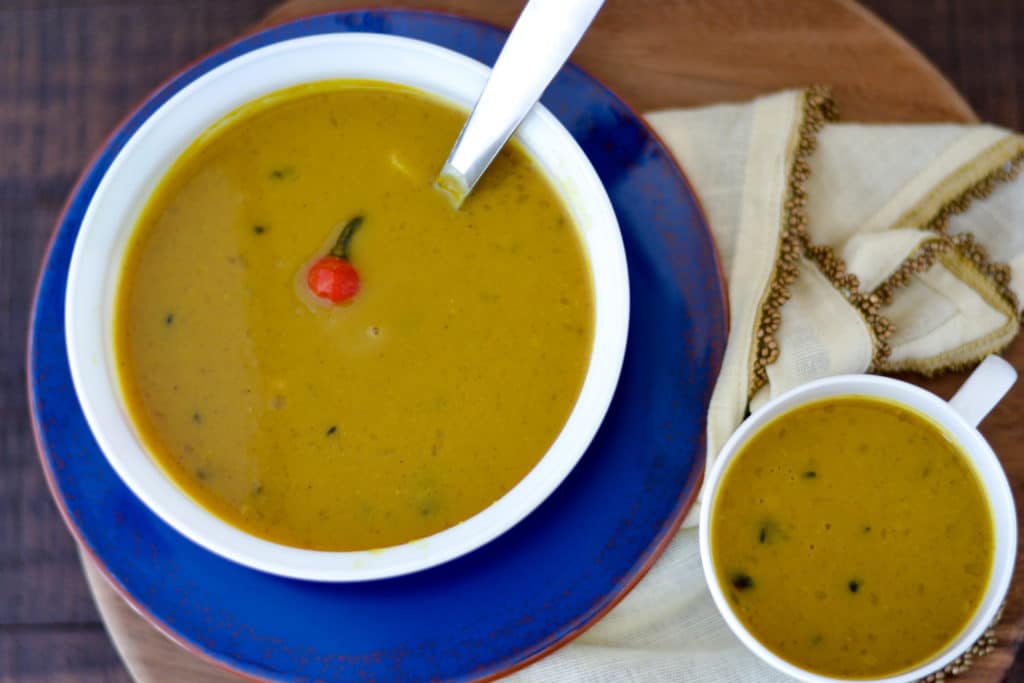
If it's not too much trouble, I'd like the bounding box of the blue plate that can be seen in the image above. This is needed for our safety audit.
[29,10,726,682]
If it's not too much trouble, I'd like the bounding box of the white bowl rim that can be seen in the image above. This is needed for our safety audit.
[64,32,630,581]
[698,373,1017,683]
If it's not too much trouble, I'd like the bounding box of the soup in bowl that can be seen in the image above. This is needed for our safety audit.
[699,357,1017,682]
[65,34,629,581]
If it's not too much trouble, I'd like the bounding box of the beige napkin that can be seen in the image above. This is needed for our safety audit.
[509,88,1021,682]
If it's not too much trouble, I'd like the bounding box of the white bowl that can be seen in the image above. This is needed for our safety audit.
[65,33,630,581]
[699,356,1018,682]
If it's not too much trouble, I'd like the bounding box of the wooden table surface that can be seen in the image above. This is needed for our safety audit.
[3,1,1024,681]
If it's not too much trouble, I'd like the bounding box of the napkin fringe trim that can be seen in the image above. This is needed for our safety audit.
[803,241,895,369]
[792,89,895,371]
[892,137,1019,317]
[903,136,1023,231]
[922,138,1023,314]
[750,86,838,395]
[877,242,1019,375]
[872,236,1024,374]
[874,138,1023,375]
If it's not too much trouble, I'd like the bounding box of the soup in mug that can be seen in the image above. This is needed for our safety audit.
[115,82,595,551]
[710,396,994,678]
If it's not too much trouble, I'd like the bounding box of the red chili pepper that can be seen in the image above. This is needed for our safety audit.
[307,256,359,303]
[307,216,363,304]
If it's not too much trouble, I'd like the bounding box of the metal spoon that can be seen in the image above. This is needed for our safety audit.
[436,0,604,208]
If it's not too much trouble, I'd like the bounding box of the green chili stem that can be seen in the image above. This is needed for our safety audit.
[329,215,364,260]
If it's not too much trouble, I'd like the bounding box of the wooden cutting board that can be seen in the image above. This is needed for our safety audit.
[81,1,1023,681]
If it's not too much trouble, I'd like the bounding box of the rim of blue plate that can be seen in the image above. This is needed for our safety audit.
[28,9,727,682]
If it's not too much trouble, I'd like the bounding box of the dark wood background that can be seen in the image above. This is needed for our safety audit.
[2,1,1022,681]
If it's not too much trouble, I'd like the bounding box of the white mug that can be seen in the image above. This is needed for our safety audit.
[698,355,1018,683]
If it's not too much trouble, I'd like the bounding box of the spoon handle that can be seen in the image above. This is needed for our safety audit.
[438,0,604,206]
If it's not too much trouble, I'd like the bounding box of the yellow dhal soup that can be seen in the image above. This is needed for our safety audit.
[711,397,993,679]
[115,82,595,551]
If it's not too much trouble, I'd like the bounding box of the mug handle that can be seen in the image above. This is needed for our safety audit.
[948,355,1018,428]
